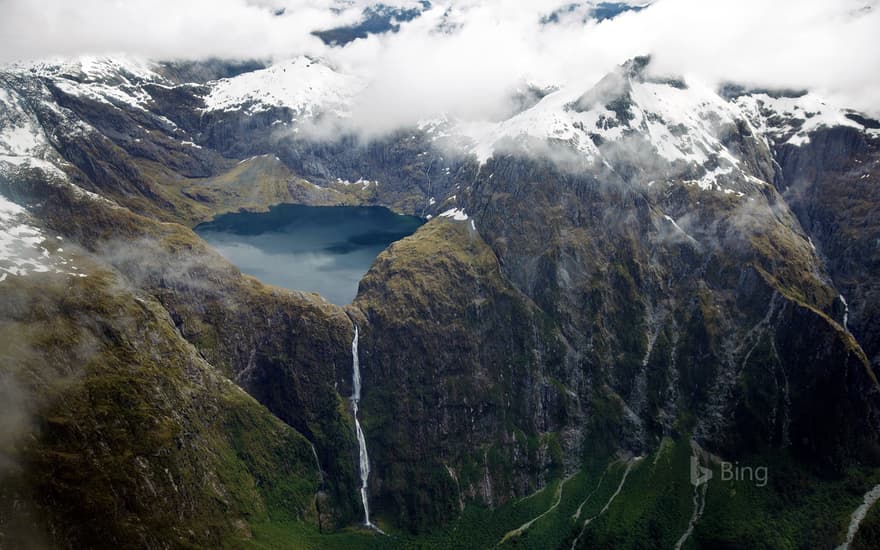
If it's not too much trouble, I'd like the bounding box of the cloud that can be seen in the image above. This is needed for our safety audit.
[322,0,880,134]
[629,0,880,116]
[0,0,362,63]
[0,0,877,130]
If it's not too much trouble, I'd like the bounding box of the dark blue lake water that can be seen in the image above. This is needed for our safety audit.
[195,204,424,305]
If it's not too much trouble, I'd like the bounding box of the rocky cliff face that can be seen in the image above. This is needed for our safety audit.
[772,125,880,369]
[460,150,880,466]
[2,54,880,547]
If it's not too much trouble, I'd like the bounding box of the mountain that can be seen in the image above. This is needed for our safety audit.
[2,53,880,549]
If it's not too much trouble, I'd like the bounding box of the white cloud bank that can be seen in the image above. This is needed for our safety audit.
[1,0,877,128]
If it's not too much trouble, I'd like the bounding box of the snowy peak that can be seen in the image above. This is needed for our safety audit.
[0,53,876,202]
[569,55,649,110]
[453,57,750,185]
[202,57,364,117]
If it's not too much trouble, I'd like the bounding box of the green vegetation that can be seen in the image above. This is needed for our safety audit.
[3,119,880,548]
[169,155,348,224]
[235,436,880,549]
[236,465,607,550]
[0,270,321,548]
[574,438,694,549]
[696,451,880,549]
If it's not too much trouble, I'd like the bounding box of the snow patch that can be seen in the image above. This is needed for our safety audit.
[0,196,85,280]
[451,72,747,180]
[439,208,469,221]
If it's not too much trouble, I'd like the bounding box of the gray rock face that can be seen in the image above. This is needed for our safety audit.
[776,128,880,373]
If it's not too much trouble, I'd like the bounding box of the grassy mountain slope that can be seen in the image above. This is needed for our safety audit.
[0,267,320,548]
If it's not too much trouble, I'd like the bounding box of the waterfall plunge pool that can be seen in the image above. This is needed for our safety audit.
[195,204,424,305]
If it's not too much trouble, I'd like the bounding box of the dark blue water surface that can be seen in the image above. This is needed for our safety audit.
[195,204,424,305]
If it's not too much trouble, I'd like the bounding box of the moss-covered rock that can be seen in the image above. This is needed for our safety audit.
[0,269,320,549]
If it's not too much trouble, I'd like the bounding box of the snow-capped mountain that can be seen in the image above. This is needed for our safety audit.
[3,52,874,197]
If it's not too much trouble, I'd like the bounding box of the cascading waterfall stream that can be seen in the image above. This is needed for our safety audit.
[836,483,880,550]
[840,294,851,331]
[350,325,380,531]
[571,457,643,550]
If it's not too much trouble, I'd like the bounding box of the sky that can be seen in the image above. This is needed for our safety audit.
[0,0,877,125]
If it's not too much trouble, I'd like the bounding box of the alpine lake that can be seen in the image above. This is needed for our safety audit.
[195,204,425,305]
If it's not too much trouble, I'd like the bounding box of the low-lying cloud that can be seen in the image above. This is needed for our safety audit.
[1,0,878,131]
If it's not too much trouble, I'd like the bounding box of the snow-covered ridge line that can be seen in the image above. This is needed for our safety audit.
[2,54,876,200]
[0,81,109,202]
[0,84,75,184]
[438,67,876,193]
[735,92,866,148]
[2,55,160,81]
[449,69,751,171]
[2,55,166,113]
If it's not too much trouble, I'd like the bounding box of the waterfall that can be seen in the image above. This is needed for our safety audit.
[350,325,378,530]
[309,443,324,487]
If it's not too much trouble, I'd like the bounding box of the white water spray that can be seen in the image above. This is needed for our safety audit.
[350,326,378,530]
